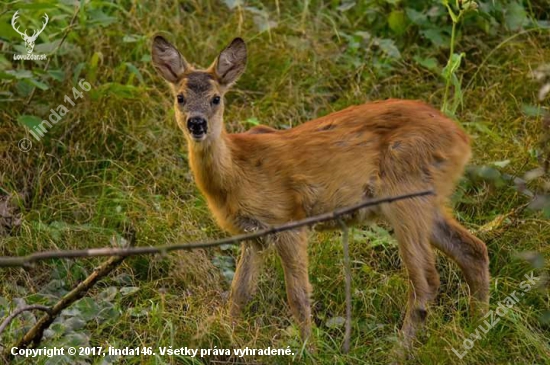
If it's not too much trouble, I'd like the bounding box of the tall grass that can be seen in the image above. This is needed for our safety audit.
[0,1,548,364]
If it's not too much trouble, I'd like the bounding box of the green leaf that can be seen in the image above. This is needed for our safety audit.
[74,297,101,321]
[88,52,103,84]
[413,56,439,72]
[466,121,501,140]
[353,225,396,248]
[47,69,65,82]
[24,77,49,90]
[376,38,401,59]
[34,41,61,54]
[249,8,278,33]
[245,117,260,126]
[16,80,34,96]
[122,34,141,43]
[60,332,89,347]
[17,115,42,130]
[326,316,346,329]
[63,317,86,332]
[405,8,428,26]
[124,62,144,84]
[72,62,86,86]
[492,160,511,168]
[522,104,543,117]
[16,2,58,10]
[87,9,117,26]
[524,168,545,181]
[421,28,449,48]
[96,301,119,323]
[388,10,407,35]
[223,0,244,10]
[0,55,11,71]
[128,307,148,318]
[449,73,463,112]
[444,3,458,23]
[337,1,356,12]
[90,83,142,100]
[505,2,528,31]
[6,70,33,79]
[120,286,140,296]
[99,286,118,301]
[442,53,464,80]
[477,166,502,181]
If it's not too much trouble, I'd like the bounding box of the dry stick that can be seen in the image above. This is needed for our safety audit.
[338,219,352,354]
[2,228,136,361]
[0,190,434,268]
[5,255,126,359]
[0,305,51,345]
[25,5,80,106]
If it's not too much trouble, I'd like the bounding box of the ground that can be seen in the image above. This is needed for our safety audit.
[0,1,549,364]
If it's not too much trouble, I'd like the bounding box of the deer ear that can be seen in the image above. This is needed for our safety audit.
[152,36,188,83]
[213,38,247,87]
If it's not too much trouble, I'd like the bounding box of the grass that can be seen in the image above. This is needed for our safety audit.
[0,1,549,364]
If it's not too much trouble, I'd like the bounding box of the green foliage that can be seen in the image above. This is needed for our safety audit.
[0,0,549,364]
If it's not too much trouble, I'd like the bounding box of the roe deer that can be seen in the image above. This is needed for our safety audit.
[152,36,490,351]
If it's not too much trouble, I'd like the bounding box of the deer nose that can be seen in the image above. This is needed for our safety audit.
[187,117,208,137]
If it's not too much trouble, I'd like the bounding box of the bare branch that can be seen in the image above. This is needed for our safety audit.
[0,305,51,343]
[12,255,126,353]
[0,190,433,268]
[1,229,135,361]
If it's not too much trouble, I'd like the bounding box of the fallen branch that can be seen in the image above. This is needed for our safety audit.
[0,190,434,268]
[8,255,127,355]
[0,305,51,345]
[2,228,135,361]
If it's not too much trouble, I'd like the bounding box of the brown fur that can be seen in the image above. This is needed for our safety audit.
[152,36,490,349]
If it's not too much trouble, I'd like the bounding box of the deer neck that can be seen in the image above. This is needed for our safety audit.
[188,129,236,204]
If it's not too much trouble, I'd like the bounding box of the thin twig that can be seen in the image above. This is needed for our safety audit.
[0,305,51,343]
[338,219,352,353]
[0,190,434,268]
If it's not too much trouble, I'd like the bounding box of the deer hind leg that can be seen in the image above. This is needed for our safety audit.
[229,241,264,318]
[383,198,440,348]
[430,210,490,314]
[274,229,312,341]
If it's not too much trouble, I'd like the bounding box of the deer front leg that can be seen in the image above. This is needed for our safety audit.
[274,229,312,341]
[229,241,263,318]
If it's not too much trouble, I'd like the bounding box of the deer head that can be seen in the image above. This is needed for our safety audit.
[152,36,247,144]
[11,11,49,54]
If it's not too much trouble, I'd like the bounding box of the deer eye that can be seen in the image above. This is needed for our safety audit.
[176,94,185,105]
[212,95,221,105]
